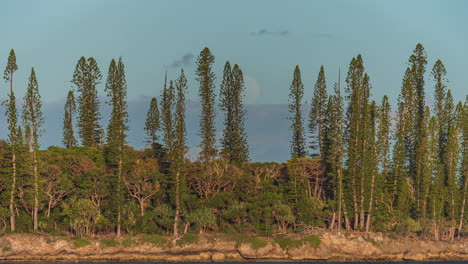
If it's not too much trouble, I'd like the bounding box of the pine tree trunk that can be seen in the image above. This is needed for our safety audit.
[33,148,38,231]
[318,122,323,156]
[117,146,122,237]
[173,170,180,237]
[9,152,16,232]
[337,167,343,231]
[458,179,467,238]
[366,169,376,232]
[9,77,16,232]
[329,212,336,230]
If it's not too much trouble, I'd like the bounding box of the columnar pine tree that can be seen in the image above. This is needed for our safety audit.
[22,67,44,231]
[4,49,18,231]
[62,90,77,148]
[145,97,160,146]
[219,61,234,158]
[426,115,441,238]
[414,106,432,218]
[161,73,175,155]
[230,64,249,163]
[72,57,102,147]
[376,96,391,193]
[309,65,328,157]
[105,58,128,236]
[289,65,307,158]
[172,69,188,237]
[344,55,368,229]
[408,44,427,214]
[364,101,378,231]
[219,62,249,162]
[392,68,414,217]
[196,47,217,162]
[323,80,345,230]
[444,110,459,241]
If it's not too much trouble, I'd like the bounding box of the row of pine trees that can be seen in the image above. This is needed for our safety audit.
[290,44,467,240]
[0,44,466,240]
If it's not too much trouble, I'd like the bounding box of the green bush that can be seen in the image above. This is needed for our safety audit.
[275,237,302,250]
[141,204,174,234]
[140,234,169,248]
[101,239,120,247]
[2,247,11,252]
[235,236,268,249]
[275,234,320,250]
[122,237,136,248]
[303,234,321,248]
[176,233,199,247]
[73,238,91,248]
[395,218,422,236]
[186,207,216,233]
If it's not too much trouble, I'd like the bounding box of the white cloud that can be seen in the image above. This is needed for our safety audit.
[244,75,261,104]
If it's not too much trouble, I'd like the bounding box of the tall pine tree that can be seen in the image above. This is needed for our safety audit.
[196,47,217,162]
[145,97,160,146]
[4,49,19,231]
[172,69,188,237]
[105,57,128,236]
[231,64,249,163]
[323,79,345,230]
[309,65,328,157]
[22,67,44,231]
[289,65,307,158]
[72,57,102,147]
[161,73,175,155]
[62,90,77,148]
[220,62,249,163]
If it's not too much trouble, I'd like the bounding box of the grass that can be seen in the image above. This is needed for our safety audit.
[275,234,321,250]
[122,237,136,248]
[73,238,91,248]
[2,247,11,252]
[275,237,303,250]
[101,239,120,247]
[366,237,381,247]
[302,234,321,248]
[140,234,169,248]
[234,235,268,249]
[176,233,199,247]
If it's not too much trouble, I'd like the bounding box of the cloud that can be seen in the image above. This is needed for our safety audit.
[169,53,195,68]
[250,29,289,37]
[244,76,261,104]
[311,33,334,39]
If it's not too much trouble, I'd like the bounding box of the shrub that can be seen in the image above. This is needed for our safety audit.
[2,247,11,252]
[395,218,422,236]
[303,234,321,248]
[73,238,91,248]
[186,207,216,233]
[275,234,320,250]
[140,234,169,248]
[101,239,119,247]
[235,236,268,249]
[176,233,199,247]
[122,238,136,248]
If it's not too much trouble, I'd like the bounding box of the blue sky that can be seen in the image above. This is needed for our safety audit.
[2,0,467,104]
[1,0,467,161]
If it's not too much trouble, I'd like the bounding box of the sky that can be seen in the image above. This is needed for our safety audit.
[1,0,467,161]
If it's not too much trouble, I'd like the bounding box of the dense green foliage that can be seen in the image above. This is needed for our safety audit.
[219,62,249,163]
[0,44,465,242]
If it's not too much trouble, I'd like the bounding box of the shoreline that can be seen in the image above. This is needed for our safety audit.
[0,231,466,262]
